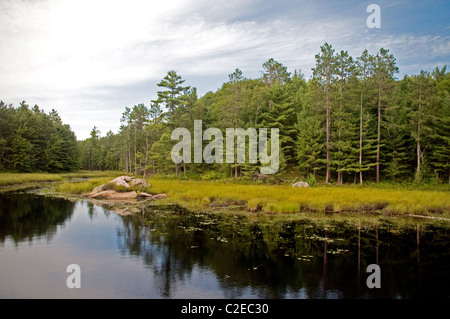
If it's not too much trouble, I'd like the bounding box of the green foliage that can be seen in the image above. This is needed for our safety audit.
[0,101,78,172]
[67,48,448,185]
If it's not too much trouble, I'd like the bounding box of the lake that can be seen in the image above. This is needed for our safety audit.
[0,192,449,299]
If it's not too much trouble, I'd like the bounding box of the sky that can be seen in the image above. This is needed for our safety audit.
[1,0,449,140]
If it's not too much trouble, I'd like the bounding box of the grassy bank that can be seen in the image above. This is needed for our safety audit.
[0,171,123,192]
[2,172,449,218]
[147,178,450,216]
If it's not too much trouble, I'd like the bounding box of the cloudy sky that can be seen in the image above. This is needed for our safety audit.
[1,0,449,140]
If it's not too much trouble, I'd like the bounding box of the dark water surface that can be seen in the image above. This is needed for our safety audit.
[0,193,449,299]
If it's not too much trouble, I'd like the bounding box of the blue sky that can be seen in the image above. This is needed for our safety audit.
[0,0,449,140]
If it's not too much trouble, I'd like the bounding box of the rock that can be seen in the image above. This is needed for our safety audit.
[107,191,138,200]
[90,190,137,200]
[254,173,270,180]
[88,176,133,196]
[130,178,150,187]
[109,176,132,188]
[89,190,116,199]
[90,185,105,195]
[151,194,167,200]
[115,207,141,216]
[86,176,166,202]
[292,181,310,188]
[138,192,154,198]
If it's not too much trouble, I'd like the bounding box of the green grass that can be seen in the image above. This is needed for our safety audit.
[2,171,448,218]
[0,172,64,186]
[49,172,153,195]
[52,178,115,195]
[0,171,123,193]
[148,178,450,216]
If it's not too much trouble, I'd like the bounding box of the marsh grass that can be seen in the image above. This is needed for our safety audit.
[50,172,153,195]
[101,182,154,194]
[149,178,450,216]
[52,178,114,194]
[3,171,448,217]
[0,170,122,187]
[0,171,123,194]
[0,172,63,186]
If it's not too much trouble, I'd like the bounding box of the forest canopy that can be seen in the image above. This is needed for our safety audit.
[2,43,449,183]
[0,101,78,172]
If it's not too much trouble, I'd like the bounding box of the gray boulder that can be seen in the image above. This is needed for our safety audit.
[130,178,150,187]
[292,181,310,188]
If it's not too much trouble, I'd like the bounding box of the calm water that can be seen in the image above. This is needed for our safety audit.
[0,193,449,299]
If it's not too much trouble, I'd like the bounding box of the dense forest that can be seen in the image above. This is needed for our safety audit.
[1,43,449,183]
[0,101,77,172]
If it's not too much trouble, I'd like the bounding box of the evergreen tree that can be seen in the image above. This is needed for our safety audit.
[312,43,337,183]
[430,66,450,182]
[371,48,399,182]
[295,101,325,179]
[408,71,436,182]
[260,80,296,171]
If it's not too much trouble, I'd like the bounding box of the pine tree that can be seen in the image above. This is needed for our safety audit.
[260,80,296,169]
[155,70,190,175]
[312,43,337,183]
[383,90,411,181]
[332,50,358,184]
[371,48,399,182]
[408,71,436,182]
[430,66,450,182]
[295,105,325,179]
[156,70,190,124]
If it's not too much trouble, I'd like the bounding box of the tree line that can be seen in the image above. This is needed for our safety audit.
[79,43,449,184]
[2,43,449,183]
[0,101,78,172]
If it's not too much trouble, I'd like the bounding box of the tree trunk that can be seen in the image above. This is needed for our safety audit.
[376,90,381,183]
[134,124,137,176]
[416,90,422,181]
[325,92,331,184]
[129,148,132,175]
[360,93,363,185]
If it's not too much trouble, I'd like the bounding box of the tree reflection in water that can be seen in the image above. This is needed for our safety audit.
[116,208,450,299]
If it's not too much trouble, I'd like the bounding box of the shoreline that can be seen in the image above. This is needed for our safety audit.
[1,172,449,225]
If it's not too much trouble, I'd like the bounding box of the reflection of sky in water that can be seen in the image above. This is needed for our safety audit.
[0,200,243,298]
[1,196,449,299]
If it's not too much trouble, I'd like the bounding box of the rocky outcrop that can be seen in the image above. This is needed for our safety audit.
[292,181,310,188]
[90,190,138,200]
[86,176,166,201]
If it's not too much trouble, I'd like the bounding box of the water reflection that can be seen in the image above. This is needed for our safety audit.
[0,193,75,245]
[0,193,449,299]
[117,210,450,299]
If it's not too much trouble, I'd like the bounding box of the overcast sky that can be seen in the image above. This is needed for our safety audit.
[1,0,449,140]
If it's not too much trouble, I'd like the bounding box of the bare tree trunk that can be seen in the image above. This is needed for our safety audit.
[129,148,132,176]
[124,150,127,175]
[360,93,364,185]
[325,97,331,184]
[416,90,422,181]
[376,90,381,183]
[134,124,137,176]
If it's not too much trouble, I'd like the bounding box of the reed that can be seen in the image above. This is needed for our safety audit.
[0,172,63,186]
[149,178,450,215]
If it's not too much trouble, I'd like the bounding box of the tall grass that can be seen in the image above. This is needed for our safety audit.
[0,172,64,186]
[149,178,450,215]
[52,178,114,195]
[0,171,123,189]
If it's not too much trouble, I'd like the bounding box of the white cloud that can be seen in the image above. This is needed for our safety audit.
[0,0,448,139]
